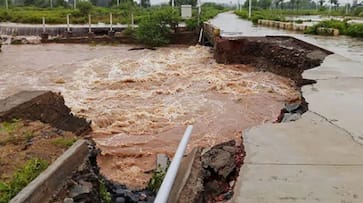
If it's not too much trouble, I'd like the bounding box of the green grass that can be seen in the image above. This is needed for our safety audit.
[147,166,167,193]
[0,119,21,134]
[0,158,48,203]
[235,8,363,38]
[0,3,228,25]
[305,20,363,38]
[99,179,111,203]
[51,137,78,148]
[235,9,287,24]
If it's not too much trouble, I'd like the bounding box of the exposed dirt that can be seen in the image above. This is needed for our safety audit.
[214,36,331,86]
[0,120,78,183]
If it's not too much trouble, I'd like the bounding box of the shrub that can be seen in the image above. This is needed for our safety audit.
[135,8,180,47]
[235,10,249,19]
[346,23,363,38]
[147,166,167,193]
[185,18,198,31]
[135,15,171,47]
[77,1,93,16]
[305,20,348,35]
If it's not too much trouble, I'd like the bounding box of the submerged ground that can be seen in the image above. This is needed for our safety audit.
[0,44,299,188]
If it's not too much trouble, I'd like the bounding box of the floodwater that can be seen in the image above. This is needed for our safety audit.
[210,12,363,63]
[0,44,299,188]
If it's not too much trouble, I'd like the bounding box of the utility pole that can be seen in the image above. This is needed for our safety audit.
[198,0,201,25]
[5,0,8,10]
[248,0,252,18]
[172,0,175,8]
[50,0,53,8]
[74,0,76,9]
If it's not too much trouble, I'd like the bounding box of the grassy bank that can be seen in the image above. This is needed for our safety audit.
[0,120,79,202]
[235,9,363,38]
[0,3,228,25]
[305,20,363,38]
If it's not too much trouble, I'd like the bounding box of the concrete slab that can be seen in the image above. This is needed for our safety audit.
[303,78,363,145]
[242,112,363,165]
[303,54,363,145]
[303,54,363,80]
[232,112,363,203]
[235,165,363,203]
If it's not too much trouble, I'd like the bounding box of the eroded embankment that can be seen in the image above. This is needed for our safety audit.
[194,36,331,202]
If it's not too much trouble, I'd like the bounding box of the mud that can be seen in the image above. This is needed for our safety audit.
[0,91,91,135]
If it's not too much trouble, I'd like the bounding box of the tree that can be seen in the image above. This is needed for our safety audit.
[258,0,272,9]
[318,0,325,8]
[135,8,180,47]
[169,0,197,7]
[330,0,338,8]
[77,1,93,16]
[141,0,150,8]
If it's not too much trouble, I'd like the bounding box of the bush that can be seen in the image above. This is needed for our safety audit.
[77,1,93,16]
[346,23,363,38]
[305,19,347,34]
[185,18,198,31]
[135,8,180,47]
[135,15,171,47]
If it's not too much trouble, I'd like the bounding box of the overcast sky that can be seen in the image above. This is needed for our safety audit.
[149,0,355,5]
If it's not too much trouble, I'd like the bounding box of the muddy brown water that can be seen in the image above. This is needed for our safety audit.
[0,44,299,188]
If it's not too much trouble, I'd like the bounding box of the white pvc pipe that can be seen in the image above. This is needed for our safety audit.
[198,28,203,44]
[154,125,193,203]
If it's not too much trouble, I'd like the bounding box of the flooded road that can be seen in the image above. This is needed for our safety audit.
[210,12,363,63]
[0,44,299,188]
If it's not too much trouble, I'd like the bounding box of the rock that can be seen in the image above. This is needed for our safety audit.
[285,102,301,113]
[139,193,147,201]
[63,197,74,203]
[156,153,169,171]
[229,180,235,187]
[282,113,301,122]
[115,188,127,196]
[115,197,126,203]
[202,140,236,179]
[70,181,93,198]
[222,146,236,154]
